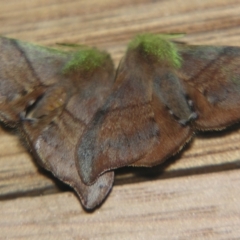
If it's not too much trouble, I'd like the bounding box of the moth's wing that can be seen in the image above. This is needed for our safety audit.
[0,36,69,126]
[23,111,114,209]
[130,64,195,167]
[21,56,115,209]
[178,44,240,130]
[77,49,194,185]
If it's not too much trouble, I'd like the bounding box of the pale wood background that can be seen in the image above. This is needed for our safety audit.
[1,0,240,239]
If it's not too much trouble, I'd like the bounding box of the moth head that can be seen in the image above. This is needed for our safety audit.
[127,33,182,69]
[62,47,112,76]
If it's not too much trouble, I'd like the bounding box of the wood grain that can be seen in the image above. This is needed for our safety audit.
[0,0,240,239]
[1,170,240,239]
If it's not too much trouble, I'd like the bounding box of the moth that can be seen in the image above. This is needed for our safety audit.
[0,34,240,210]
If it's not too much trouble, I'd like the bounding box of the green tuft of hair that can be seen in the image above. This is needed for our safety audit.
[128,33,182,68]
[63,48,107,73]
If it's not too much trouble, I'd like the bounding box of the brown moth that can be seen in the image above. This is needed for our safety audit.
[1,34,240,210]
[77,34,240,185]
[0,36,115,209]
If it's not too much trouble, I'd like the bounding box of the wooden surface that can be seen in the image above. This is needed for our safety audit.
[1,0,240,239]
